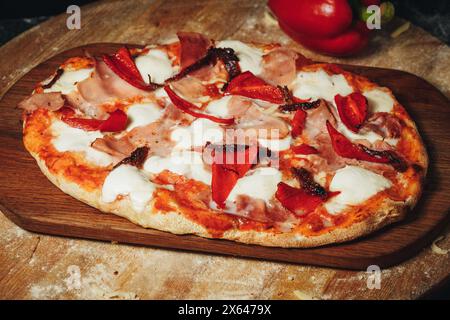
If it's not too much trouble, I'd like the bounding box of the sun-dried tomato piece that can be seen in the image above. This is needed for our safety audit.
[103,47,161,91]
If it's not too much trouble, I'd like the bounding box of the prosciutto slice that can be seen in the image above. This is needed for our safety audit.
[361,112,402,139]
[91,135,135,160]
[92,116,178,160]
[227,96,290,139]
[66,60,150,119]
[261,48,298,86]
[177,32,212,70]
[170,75,208,104]
[18,92,65,113]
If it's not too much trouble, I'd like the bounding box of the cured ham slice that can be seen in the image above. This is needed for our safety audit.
[18,92,65,113]
[177,32,212,70]
[66,60,150,119]
[92,119,177,161]
[170,76,209,104]
[91,135,135,162]
[228,96,290,139]
[302,100,337,141]
[361,112,402,139]
[261,47,298,86]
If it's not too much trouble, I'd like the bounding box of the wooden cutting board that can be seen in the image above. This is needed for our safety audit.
[0,43,449,270]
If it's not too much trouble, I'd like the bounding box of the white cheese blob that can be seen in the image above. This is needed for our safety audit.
[51,120,113,166]
[292,69,353,103]
[102,165,155,212]
[135,49,176,84]
[325,165,392,215]
[144,151,211,185]
[144,153,190,176]
[171,118,224,150]
[44,68,93,94]
[204,95,233,118]
[216,40,264,75]
[126,102,163,131]
[337,121,382,144]
[363,88,395,113]
[227,167,282,202]
[258,135,292,151]
[154,87,169,99]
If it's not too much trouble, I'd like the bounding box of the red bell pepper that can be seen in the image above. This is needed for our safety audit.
[326,121,407,171]
[291,109,307,138]
[276,182,325,216]
[279,19,370,56]
[268,0,353,38]
[291,144,319,155]
[62,109,128,132]
[164,86,235,125]
[269,0,394,56]
[224,71,284,104]
[335,92,368,133]
[103,47,160,91]
[211,145,258,208]
[275,168,338,216]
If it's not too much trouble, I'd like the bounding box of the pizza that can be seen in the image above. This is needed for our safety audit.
[18,32,427,247]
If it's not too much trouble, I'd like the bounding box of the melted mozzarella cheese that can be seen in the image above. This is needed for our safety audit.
[337,121,382,144]
[171,118,224,150]
[144,153,190,176]
[363,88,395,113]
[51,120,113,166]
[258,135,292,151]
[126,102,162,131]
[102,165,155,212]
[325,165,392,214]
[144,151,211,185]
[135,49,176,84]
[44,68,93,94]
[216,40,264,75]
[227,167,282,202]
[292,69,353,103]
[204,95,233,118]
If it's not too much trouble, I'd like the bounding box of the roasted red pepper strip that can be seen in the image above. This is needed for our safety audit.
[62,109,128,132]
[58,106,76,118]
[291,144,319,155]
[276,182,331,216]
[164,86,234,125]
[103,47,160,91]
[276,168,338,216]
[291,109,307,138]
[224,71,284,104]
[335,92,368,133]
[98,109,128,132]
[326,121,406,171]
[211,145,258,208]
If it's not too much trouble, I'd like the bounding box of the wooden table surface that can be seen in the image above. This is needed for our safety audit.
[0,0,449,300]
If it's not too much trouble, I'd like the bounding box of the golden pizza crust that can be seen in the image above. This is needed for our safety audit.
[30,149,419,248]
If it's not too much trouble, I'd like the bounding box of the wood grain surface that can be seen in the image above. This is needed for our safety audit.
[0,43,449,270]
[0,0,449,299]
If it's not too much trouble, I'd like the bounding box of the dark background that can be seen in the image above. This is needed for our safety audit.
[0,0,449,46]
[0,0,448,300]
